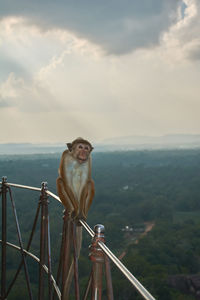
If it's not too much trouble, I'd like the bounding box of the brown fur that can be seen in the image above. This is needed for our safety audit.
[56,146,95,219]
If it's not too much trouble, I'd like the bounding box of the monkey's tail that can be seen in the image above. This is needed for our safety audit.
[63,225,82,300]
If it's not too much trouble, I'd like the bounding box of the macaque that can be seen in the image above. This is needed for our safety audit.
[56,137,95,221]
[56,138,95,299]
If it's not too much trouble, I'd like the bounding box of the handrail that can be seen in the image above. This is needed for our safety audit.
[79,219,94,237]
[47,190,62,203]
[0,181,62,204]
[1,181,156,300]
[3,182,41,192]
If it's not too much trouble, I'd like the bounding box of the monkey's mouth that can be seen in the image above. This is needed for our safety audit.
[77,157,87,163]
[77,152,88,163]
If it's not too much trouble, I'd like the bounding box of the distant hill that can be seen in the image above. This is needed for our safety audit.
[0,134,200,154]
[97,134,200,151]
[0,143,65,155]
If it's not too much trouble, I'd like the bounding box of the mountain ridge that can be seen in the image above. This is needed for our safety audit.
[0,134,200,154]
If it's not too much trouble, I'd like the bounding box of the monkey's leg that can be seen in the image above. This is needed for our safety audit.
[85,179,95,215]
[78,184,89,220]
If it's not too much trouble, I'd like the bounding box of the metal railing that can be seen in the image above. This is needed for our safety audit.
[0,176,156,300]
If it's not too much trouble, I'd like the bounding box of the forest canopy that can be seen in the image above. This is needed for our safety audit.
[0,149,200,299]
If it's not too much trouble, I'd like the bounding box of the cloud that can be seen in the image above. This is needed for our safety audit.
[160,0,200,62]
[0,72,63,113]
[0,17,69,78]
[0,17,113,116]
[0,0,200,143]
[0,0,181,54]
[0,53,28,81]
[0,98,10,108]
[188,41,200,60]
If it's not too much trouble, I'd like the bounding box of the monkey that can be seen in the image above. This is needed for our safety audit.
[56,137,95,221]
[56,137,95,299]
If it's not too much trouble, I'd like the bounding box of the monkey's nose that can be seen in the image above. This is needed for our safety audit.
[80,150,87,157]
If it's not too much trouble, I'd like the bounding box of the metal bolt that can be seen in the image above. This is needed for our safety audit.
[2,176,7,183]
[41,182,48,190]
[94,224,105,239]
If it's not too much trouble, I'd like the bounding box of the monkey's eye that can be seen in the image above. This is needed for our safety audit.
[84,146,89,151]
[78,145,83,149]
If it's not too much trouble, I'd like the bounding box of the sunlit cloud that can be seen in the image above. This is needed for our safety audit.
[160,0,200,63]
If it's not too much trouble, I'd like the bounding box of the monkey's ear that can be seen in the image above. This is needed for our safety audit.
[66,143,73,152]
[90,146,94,152]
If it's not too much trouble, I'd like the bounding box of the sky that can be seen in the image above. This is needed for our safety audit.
[0,0,200,144]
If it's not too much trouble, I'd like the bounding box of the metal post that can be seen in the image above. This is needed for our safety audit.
[89,224,105,300]
[61,212,72,299]
[104,255,114,300]
[46,199,53,300]
[38,182,49,300]
[72,222,80,300]
[1,176,7,300]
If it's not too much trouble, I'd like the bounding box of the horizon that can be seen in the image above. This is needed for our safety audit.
[0,133,200,145]
[1,133,200,155]
[0,133,200,144]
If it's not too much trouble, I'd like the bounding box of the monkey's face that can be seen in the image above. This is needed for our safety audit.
[73,143,91,163]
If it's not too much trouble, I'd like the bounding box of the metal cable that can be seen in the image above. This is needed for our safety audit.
[7,187,33,300]
[0,240,61,299]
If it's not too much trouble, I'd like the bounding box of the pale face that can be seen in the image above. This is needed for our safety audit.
[73,143,91,163]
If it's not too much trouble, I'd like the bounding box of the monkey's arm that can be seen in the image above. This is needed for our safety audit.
[57,150,79,214]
